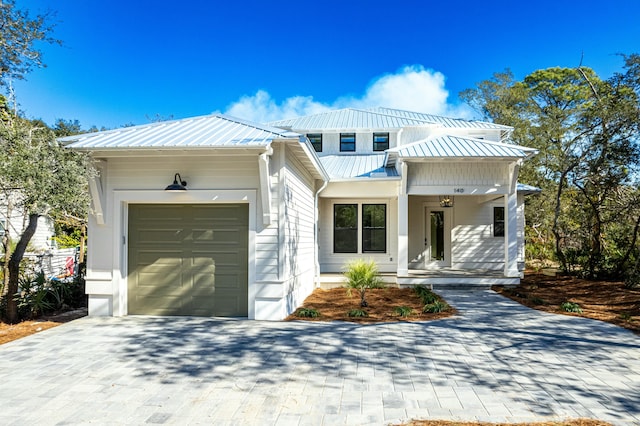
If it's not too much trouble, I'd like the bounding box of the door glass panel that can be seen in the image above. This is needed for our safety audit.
[430,211,444,261]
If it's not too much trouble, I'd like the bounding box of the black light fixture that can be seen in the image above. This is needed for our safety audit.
[165,173,187,191]
[439,195,453,208]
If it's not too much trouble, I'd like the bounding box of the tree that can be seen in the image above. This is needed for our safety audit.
[0,116,91,323]
[461,58,640,278]
[0,0,60,85]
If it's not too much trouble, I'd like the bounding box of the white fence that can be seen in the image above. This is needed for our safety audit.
[22,248,79,279]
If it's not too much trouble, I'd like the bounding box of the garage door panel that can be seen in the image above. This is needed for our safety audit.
[128,204,248,317]
[136,229,187,244]
[192,229,247,244]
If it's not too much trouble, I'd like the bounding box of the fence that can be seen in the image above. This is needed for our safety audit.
[22,248,79,280]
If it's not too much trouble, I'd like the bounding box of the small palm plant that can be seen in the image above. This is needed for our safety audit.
[344,259,384,307]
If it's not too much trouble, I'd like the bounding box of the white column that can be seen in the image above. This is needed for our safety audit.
[504,191,519,277]
[397,161,409,276]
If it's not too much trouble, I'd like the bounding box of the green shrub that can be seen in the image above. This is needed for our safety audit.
[423,300,450,313]
[620,312,632,321]
[15,272,53,318]
[344,259,385,307]
[296,307,320,318]
[347,309,368,318]
[393,306,414,317]
[413,285,438,304]
[624,268,640,289]
[560,301,583,313]
[528,296,546,305]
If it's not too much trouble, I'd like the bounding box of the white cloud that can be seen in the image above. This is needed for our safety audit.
[223,65,472,123]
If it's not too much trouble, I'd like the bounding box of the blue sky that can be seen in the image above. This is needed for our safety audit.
[12,0,640,129]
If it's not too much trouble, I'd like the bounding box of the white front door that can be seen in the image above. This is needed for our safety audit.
[424,207,452,268]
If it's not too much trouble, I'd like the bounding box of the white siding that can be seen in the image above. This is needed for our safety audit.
[281,146,317,315]
[409,162,508,189]
[451,197,504,270]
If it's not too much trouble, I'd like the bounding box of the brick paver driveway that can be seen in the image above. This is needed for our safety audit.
[0,290,638,425]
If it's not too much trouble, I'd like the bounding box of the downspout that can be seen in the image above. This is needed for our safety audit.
[313,178,329,288]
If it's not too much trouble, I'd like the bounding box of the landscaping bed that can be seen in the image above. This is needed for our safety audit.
[0,308,87,345]
[285,286,456,322]
[494,272,640,334]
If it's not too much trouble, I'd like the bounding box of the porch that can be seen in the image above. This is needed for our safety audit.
[317,268,520,290]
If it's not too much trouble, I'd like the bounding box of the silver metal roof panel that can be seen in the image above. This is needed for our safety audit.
[319,154,399,180]
[391,135,536,159]
[61,114,300,150]
[269,107,512,131]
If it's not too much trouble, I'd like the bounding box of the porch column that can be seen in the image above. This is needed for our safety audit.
[398,161,408,276]
[504,191,519,277]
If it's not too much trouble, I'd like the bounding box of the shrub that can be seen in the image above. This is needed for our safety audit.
[624,268,640,289]
[393,306,414,317]
[296,307,320,318]
[15,272,53,318]
[560,301,583,313]
[347,309,368,318]
[619,312,632,321]
[344,259,385,307]
[423,300,450,313]
[414,285,438,304]
[528,296,546,305]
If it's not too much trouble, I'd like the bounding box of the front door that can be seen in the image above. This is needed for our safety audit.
[424,207,451,268]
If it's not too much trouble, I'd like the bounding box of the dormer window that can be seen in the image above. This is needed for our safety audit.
[307,133,322,152]
[373,133,389,151]
[340,133,356,152]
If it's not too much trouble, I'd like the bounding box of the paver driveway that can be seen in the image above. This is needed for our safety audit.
[0,290,638,426]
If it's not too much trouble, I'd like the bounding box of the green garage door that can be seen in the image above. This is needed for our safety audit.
[128,204,248,317]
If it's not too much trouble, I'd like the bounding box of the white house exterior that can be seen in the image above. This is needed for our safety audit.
[62,108,537,320]
[1,193,55,252]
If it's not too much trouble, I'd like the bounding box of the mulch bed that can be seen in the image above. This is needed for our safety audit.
[494,272,640,334]
[285,287,456,323]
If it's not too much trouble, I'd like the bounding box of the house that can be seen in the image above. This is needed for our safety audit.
[61,107,537,320]
[1,193,56,252]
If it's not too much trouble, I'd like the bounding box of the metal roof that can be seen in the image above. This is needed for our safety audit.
[517,183,542,194]
[319,154,399,180]
[390,135,537,159]
[269,107,512,132]
[371,107,513,130]
[61,114,300,150]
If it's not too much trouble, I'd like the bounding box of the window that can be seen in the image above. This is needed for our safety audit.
[362,204,386,252]
[373,132,389,151]
[334,204,358,253]
[307,133,322,152]
[340,133,356,152]
[334,203,387,253]
[494,207,504,237]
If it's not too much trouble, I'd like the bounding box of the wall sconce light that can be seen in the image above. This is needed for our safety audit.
[439,195,453,208]
[165,173,187,191]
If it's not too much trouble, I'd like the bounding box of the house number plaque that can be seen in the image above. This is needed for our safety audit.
[454,188,465,193]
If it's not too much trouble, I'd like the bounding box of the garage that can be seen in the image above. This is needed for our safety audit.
[127,204,249,317]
